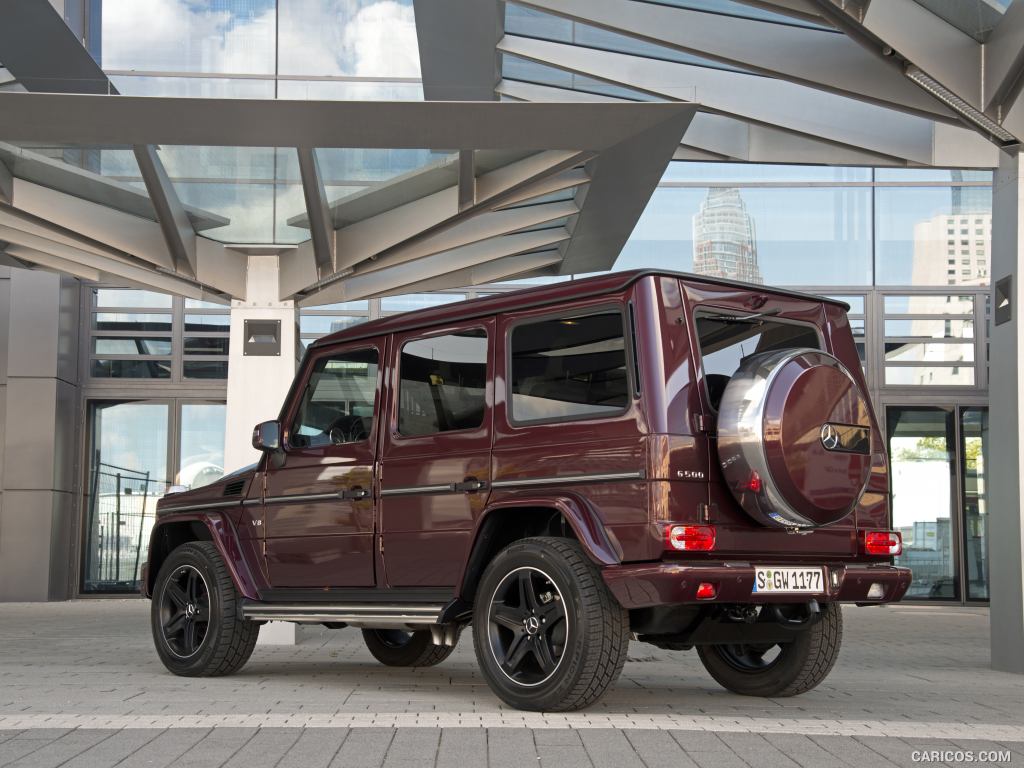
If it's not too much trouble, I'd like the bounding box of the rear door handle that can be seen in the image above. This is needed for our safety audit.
[340,487,370,500]
[451,478,488,493]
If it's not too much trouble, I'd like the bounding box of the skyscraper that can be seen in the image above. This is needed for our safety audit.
[692,187,763,284]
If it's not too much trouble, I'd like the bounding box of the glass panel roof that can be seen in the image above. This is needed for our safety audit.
[637,0,835,30]
[911,0,1013,42]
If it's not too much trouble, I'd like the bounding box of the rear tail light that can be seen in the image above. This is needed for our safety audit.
[746,471,762,493]
[862,530,902,556]
[666,524,716,552]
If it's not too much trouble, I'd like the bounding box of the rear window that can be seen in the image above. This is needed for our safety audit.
[509,310,629,424]
[696,313,821,410]
[398,330,488,436]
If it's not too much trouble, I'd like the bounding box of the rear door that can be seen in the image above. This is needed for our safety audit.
[263,341,383,588]
[379,321,493,586]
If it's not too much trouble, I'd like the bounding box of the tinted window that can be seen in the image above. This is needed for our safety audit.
[290,349,378,448]
[398,330,488,436]
[510,311,629,423]
[696,315,820,410]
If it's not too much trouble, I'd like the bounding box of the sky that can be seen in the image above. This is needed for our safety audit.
[101,0,421,78]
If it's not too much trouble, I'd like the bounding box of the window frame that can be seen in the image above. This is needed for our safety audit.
[393,324,491,440]
[505,302,636,428]
[692,306,826,415]
[283,344,382,452]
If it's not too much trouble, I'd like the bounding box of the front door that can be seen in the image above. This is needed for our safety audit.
[263,342,383,588]
[379,321,493,586]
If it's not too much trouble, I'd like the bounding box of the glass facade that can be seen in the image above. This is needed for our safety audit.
[65,2,996,602]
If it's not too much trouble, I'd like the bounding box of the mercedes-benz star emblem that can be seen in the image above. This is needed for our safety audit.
[525,616,541,635]
[820,423,840,451]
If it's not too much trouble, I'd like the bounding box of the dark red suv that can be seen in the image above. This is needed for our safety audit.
[143,270,910,711]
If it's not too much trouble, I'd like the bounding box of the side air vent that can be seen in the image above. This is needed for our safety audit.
[222,478,247,497]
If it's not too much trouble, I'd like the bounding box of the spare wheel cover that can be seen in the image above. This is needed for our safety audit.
[717,348,872,528]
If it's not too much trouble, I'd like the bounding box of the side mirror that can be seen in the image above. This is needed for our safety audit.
[252,420,282,452]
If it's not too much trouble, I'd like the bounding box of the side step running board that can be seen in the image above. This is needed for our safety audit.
[241,601,445,628]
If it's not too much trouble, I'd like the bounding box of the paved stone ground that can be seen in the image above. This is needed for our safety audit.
[0,601,1021,767]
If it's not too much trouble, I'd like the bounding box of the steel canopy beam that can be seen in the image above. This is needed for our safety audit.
[0,159,10,204]
[497,34,997,165]
[133,144,198,278]
[0,0,114,95]
[0,93,696,151]
[296,147,336,277]
[515,0,951,120]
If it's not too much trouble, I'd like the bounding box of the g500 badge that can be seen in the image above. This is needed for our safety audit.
[676,470,706,480]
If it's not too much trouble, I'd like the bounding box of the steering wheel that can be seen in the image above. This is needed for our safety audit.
[328,416,368,445]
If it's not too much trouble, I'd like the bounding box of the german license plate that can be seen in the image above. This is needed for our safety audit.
[752,566,824,593]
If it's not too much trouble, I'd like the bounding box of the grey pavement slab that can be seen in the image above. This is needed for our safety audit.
[0,601,1021,767]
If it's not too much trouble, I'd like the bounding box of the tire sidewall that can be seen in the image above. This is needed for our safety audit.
[472,540,590,710]
[150,544,228,675]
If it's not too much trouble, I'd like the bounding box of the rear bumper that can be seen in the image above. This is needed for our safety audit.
[601,561,912,609]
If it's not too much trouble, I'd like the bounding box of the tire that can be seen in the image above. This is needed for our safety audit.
[697,602,843,697]
[472,537,629,712]
[150,541,259,677]
[361,629,455,667]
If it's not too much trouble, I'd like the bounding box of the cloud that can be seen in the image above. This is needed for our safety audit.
[102,0,420,78]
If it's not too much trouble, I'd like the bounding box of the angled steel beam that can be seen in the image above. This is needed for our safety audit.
[306,229,571,304]
[497,35,989,165]
[0,93,694,152]
[856,0,981,109]
[11,178,176,270]
[0,158,11,204]
[345,199,578,279]
[296,146,336,278]
[983,0,1024,112]
[413,0,502,101]
[372,250,564,296]
[133,144,198,278]
[516,0,951,119]
[331,149,590,274]
[4,244,102,282]
[0,219,217,300]
[0,0,114,95]
[493,167,589,209]
[458,150,476,212]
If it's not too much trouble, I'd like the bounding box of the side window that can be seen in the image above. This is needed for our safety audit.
[290,348,379,448]
[398,330,488,436]
[696,315,821,410]
[509,310,629,423]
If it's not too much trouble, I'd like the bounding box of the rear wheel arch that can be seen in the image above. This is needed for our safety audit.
[457,497,621,604]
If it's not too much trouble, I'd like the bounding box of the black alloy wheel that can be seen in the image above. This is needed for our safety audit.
[158,564,210,658]
[361,628,455,667]
[150,541,259,677]
[472,537,630,711]
[697,602,843,697]
[487,566,568,686]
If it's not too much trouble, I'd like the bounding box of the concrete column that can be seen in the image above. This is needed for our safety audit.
[0,268,82,601]
[224,255,299,474]
[989,150,1024,673]
[224,255,304,644]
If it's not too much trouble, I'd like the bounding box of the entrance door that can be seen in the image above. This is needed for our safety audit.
[886,405,989,602]
[263,343,382,588]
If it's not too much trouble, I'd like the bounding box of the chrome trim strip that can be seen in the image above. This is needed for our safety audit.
[380,484,453,497]
[490,471,644,489]
[158,499,242,514]
[263,492,342,505]
[241,602,444,626]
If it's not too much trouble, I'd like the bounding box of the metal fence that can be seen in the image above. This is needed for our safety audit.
[83,462,166,592]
